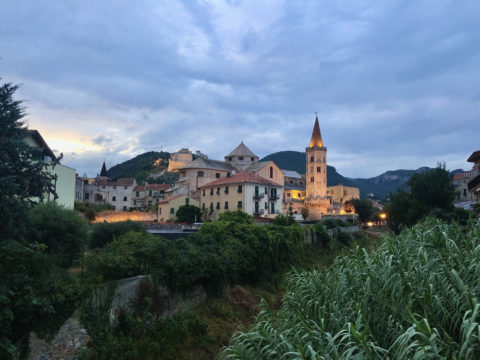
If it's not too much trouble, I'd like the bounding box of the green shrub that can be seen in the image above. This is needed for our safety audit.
[312,222,331,246]
[176,204,202,224]
[218,210,254,224]
[27,202,89,268]
[273,214,296,226]
[89,221,146,249]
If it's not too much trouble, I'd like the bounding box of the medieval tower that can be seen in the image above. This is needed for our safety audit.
[305,115,330,219]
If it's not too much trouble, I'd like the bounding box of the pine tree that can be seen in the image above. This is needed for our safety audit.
[0,82,57,239]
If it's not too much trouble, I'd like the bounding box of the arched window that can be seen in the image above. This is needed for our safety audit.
[270,166,273,178]
[310,156,314,162]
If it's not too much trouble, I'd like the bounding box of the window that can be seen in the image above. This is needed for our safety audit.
[251,157,254,161]
[203,189,205,196]
[237,201,242,209]
[271,202,275,213]
[148,201,152,206]
[310,177,314,182]
[112,196,116,201]
[237,185,242,193]
[227,172,231,177]
[210,188,214,195]
[224,201,229,209]
[310,156,314,162]
[265,202,268,209]
[255,201,259,213]
[239,156,244,160]
[123,196,127,201]
[298,193,302,198]
[198,171,204,177]
[216,187,220,195]
[202,203,205,210]
[255,185,259,195]
[228,157,232,161]
[270,166,273,178]
[102,186,106,189]
[216,202,220,209]
[287,193,291,197]
[463,189,467,196]
[123,206,127,210]
[265,187,268,194]
[124,186,127,189]
[216,173,220,178]
[136,191,140,197]
[170,208,174,214]
[225,186,229,194]
[149,190,152,196]
[85,193,89,200]
[186,198,189,205]
[317,166,321,172]
[113,186,117,190]
[210,203,213,210]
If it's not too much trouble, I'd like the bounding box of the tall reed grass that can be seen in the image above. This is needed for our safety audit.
[221,218,480,359]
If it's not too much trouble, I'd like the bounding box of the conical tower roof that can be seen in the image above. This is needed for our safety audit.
[308,115,324,148]
[226,142,258,158]
[100,161,107,177]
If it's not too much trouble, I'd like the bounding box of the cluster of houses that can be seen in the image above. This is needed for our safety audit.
[26,118,480,221]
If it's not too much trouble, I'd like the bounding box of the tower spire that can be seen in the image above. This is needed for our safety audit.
[100,160,107,177]
[308,114,323,148]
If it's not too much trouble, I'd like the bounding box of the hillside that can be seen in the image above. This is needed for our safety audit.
[260,151,353,187]
[106,151,171,183]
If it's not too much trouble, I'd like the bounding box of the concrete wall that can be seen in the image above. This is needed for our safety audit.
[48,164,76,209]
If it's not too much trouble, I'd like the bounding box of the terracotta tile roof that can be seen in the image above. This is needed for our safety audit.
[158,194,186,204]
[133,184,170,192]
[96,178,135,186]
[453,171,472,180]
[200,171,282,188]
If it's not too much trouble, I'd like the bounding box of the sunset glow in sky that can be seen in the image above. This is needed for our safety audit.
[1,0,479,177]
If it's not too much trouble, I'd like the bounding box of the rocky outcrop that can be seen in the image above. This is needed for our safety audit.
[27,318,89,360]
[109,275,207,325]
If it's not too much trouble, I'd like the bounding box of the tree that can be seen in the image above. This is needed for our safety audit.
[0,81,75,357]
[0,82,57,239]
[218,210,254,224]
[301,207,309,221]
[385,166,456,233]
[176,204,202,224]
[347,198,377,224]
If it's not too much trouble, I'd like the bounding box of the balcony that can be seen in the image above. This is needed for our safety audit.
[269,194,280,201]
[253,209,264,215]
[253,192,264,199]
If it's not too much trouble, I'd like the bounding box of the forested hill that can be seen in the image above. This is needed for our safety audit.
[106,151,171,181]
[260,151,354,188]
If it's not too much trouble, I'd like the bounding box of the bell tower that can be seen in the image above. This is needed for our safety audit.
[305,115,329,219]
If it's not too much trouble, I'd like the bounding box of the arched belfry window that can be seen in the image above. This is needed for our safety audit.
[310,156,314,162]
[269,166,273,178]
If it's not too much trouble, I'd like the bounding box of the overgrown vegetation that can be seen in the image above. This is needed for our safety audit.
[221,218,480,359]
[89,221,146,249]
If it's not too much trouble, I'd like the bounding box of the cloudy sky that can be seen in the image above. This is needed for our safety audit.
[1,0,479,178]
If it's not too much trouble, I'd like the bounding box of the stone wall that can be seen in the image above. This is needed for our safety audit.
[92,210,157,223]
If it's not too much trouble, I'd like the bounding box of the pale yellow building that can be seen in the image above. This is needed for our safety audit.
[199,171,283,220]
[157,194,199,223]
[167,148,193,172]
[327,185,360,204]
[25,130,76,208]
